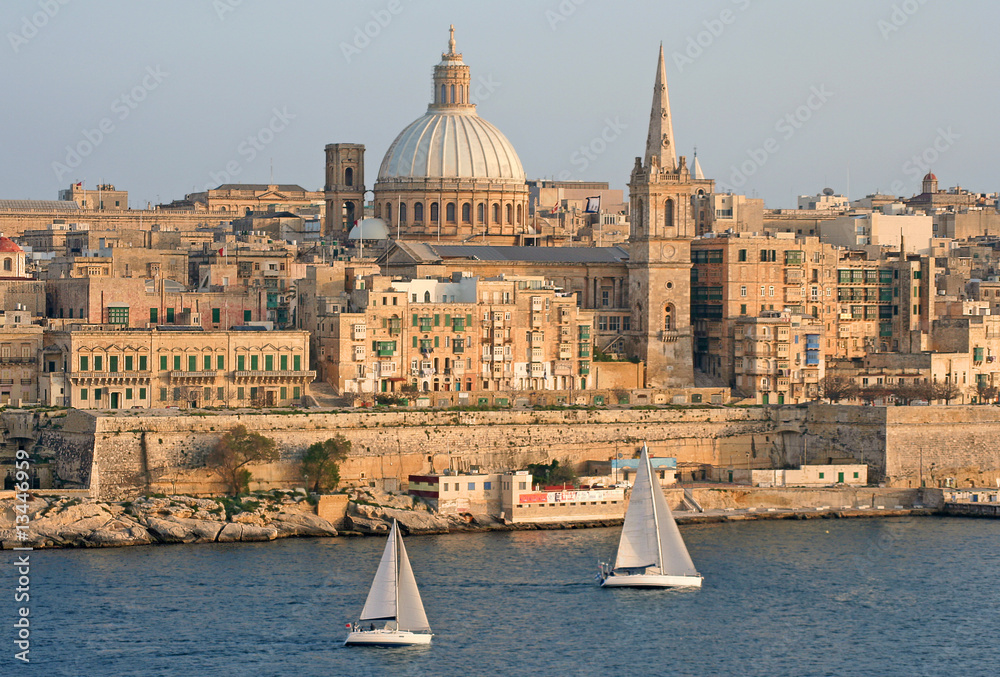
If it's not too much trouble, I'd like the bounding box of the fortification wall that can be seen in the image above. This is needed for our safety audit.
[83,407,772,499]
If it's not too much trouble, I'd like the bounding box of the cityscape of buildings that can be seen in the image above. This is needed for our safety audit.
[0,29,998,418]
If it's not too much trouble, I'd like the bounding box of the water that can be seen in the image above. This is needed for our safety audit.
[12,517,1000,676]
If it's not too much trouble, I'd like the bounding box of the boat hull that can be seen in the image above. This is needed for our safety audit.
[601,573,703,588]
[344,630,433,646]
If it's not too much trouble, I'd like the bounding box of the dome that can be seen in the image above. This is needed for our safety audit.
[348,218,389,240]
[378,110,525,182]
[923,172,937,181]
[0,237,23,253]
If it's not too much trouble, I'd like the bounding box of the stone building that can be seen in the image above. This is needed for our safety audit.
[0,308,43,405]
[58,183,128,210]
[316,273,593,396]
[732,311,825,404]
[40,326,313,409]
[326,27,531,245]
[159,184,324,216]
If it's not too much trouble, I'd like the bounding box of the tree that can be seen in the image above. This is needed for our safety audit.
[931,381,962,404]
[526,459,577,488]
[975,380,998,404]
[207,425,279,496]
[819,375,858,403]
[301,435,351,493]
[857,384,890,406]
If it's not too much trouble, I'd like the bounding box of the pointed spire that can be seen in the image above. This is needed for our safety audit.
[447,24,456,55]
[644,44,676,172]
[692,147,705,180]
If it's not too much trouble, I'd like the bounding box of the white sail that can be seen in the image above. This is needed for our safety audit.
[613,445,659,570]
[395,530,431,632]
[614,445,698,577]
[359,522,399,621]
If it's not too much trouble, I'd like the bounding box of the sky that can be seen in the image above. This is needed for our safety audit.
[1,0,998,210]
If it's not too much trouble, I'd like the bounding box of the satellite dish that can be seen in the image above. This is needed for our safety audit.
[822,187,835,196]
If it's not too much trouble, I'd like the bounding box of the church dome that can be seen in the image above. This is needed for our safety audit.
[378,111,525,182]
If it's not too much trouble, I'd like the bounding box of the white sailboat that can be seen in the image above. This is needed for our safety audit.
[345,520,433,646]
[599,444,703,588]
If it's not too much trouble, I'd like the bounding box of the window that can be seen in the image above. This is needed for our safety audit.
[150,308,157,323]
[80,356,89,371]
[414,202,423,222]
[125,356,133,371]
[446,202,456,223]
[819,472,825,479]
[160,355,167,370]
[738,249,747,262]
[293,355,301,371]
[173,355,181,371]
[430,202,439,222]
[853,472,859,479]
[80,388,88,401]
[484,481,492,490]
[94,356,103,371]
[126,388,133,400]
[250,355,259,370]
[204,355,212,370]
[212,308,220,323]
[280,355,288,370]
[109,356,118,373]
[139,388,146,400]
[468,482,476,491]
[166,307,174,323]
[108,307,129,325]
[244,310,252,322]
[740,285,747,297]
[217,355,225,370]
[218,387,224,400]
[160,388,167,401]
[265,355,274,371]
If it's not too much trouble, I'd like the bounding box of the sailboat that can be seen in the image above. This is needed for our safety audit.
[599,444,703,588]
[344,520,433,646]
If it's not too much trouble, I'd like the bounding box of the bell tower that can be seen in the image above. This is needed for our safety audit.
[626,45,714,387]
[324,143,366,240]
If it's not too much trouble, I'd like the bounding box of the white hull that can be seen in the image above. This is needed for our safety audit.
[344,629,433,646]
[601,573,703,589]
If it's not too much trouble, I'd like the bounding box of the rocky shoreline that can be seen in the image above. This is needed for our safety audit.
[0,491,943,550]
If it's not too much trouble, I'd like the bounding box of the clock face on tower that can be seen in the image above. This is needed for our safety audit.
[661,244,676,259]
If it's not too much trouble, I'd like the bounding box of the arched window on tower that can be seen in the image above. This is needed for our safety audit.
[446,202,456,223]
[462,202,471,223]
[414,202,424,222]
[385,202,392,224]
[399,202,407,224]
[664,304,674,332]
[344,167,353,187]
[636,199,645,233]
[2,258,10,272]
[492,203,500,223]
[450,84,455,103]
[477,203,485,223]
[440,84,446,104]
[424,291,431,303]
[664,199,674,231]
[516,204,522,225]
[635,303,643,332]
[430,202,440,222]
[505,204,512,225]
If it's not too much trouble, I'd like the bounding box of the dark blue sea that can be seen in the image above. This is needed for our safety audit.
[7,516,1000,676]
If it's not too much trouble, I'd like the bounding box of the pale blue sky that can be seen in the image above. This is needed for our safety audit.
[1,0,997,209]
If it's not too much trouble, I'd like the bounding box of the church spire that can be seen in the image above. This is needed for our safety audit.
[430,24,474,112]
[643,43,676,172]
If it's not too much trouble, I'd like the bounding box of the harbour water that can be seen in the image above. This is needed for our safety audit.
[16,516,1000,676]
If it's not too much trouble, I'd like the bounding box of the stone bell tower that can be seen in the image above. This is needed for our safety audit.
[324,143,366,240]
[626,45,713,387]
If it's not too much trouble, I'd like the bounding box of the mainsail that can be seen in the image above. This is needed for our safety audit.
[613,445,698,577]
[359,522,399,621]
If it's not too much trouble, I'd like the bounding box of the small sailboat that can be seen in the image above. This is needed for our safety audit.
[344,520,433,646]
[599,444,703,588]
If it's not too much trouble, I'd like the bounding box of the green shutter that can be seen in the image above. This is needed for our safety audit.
[466,313,473,325]
[109,356,118,373]
[444,314,450,326]
[188,355,196,372]
[412,336,418,348]
[280,355,288,370]
[434,336,439,348]
[125,356,133,371]
[244,309,251,322]
[434,314,440,326]
[251,355,259,370]
[173,355,181,370]
[265,355,273,371]
[217,355,224,370]
[412,314,418,326]
[204,355,212,370]
[293,355,301,371]
[80,356,88,371]
[160,355,167,370]
[139,388,146,400]
[94,356,102,370]
[139,355,147,371]
[166,307,174,323]
[150,308,158,323]
[212,308,220,323]
[237,355,245,371]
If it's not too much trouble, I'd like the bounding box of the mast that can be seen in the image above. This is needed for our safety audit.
[393,520,400,624]
[646,445,663,569]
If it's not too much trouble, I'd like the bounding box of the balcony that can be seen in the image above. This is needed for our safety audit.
[170,370,218,383]
[233,370,317,384]
[69,370,153,386]
[0,356,37,364]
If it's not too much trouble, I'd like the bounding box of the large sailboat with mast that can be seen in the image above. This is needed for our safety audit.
[599,444,703,588]
[345,520,433,646]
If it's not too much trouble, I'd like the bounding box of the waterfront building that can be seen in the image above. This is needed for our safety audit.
[0,308,43,405]
[732,311,825,404]
[40,325,313,409]
[500,470,625,524]
[407,473,501,514]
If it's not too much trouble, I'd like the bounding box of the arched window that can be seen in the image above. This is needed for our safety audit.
[477,203,485,223]
[457,85,463,103]
[344,201,356,224]
[2,258,10,272]
[430,202,439,222]
[516,204,522,225]
[505,203,512,225]
[414,202,424,222]
[344,167,353,187]
[440,84,446,104]
[450,84,455,103]
[385,202,392,224]
[664,199,674,230]
[462,202,471,223]
[399,202,407,224]
[492,203,500,223]
[446,202,456,223]
[635,303,643,332]
[664,304,673,331]
[636,199,644,231]
[423,291,431,303]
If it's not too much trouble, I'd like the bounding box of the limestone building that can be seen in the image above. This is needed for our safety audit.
[326,27,530,245]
